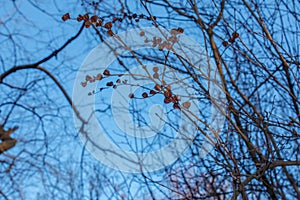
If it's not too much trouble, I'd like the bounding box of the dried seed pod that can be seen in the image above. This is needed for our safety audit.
[164,97,172,104]
[94,73,102,80]
[81,82,87,87]
[85,75,93,82]
[232,31,239,38]
[62,13,70,21]
[153,67,159,72]
[150,90,156,95]
[173,103,180,109]
[85,21,91,28]
[140,31,145,36]
[103,69,110,76]
[107,30,114,36]
[77,14,83,22]
[166,85,171,91]
[96,20,102,26]
[90,15,98,23]
[182,101,191,109]
[164,90,172,98]
[106,81,114,86]
[83,13,89,21]
[222,41,229,47]
[177,27,184,33]
[104,21,113,29]
[153,73,159,79]
[154,84,161,91]
[228,37,235,43]
[142,92,148,98]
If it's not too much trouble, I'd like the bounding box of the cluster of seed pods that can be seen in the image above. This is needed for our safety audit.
[81,66,191,110]
[222,31,240,47]
[62,12,158,36]
[63,12,191,110]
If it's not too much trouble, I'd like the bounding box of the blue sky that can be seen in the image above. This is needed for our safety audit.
[1,0,299,199]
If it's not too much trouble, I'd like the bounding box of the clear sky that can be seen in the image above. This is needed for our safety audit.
[1,1,299,199]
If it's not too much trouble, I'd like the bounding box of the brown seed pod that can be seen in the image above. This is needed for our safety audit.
[83,13,89,21]
[173,103,180,109]
[128,93,134,98]
[177,27,184,34]
[85,21,91,28]
[232,31,239,38]
[104,21,113,29]
[222,41,229,47]
[182,101,191,109]
[153,67,159,72]
[166,85,171,91]
[164,97,172,104]
[107,30,114,37]
[85,75,93,82]
[106,81,113,86]
[228,37,235,43]
[103,69,110,76]
[81,82,87,87]
[90,15,98,23]
[140,31,145,36]
[164,90,172,98]
[77,14,83,22]
[153,73,159,79]
[62,13,70,21]
[95,73,102,80]
[154,84,161,91]
[96,20,102,26]
[150,90,156,95]
[142,92,148,98]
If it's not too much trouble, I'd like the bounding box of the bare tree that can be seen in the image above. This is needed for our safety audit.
[1,0,299,199]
